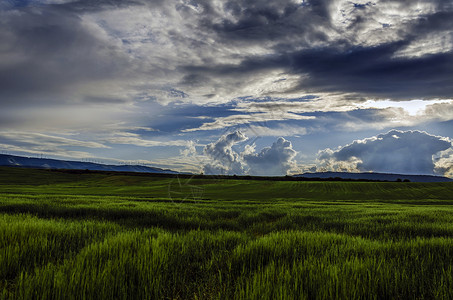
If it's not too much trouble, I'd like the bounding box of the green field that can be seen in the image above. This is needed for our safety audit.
[1,167,453,299]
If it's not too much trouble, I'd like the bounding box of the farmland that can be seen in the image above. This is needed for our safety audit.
[1,167,453,299]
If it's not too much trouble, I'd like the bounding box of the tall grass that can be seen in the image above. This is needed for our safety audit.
[1,168,453,299]
[3,218,453,299]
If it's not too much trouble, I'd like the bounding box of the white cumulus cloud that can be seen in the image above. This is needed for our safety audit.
[243,137,298,176]
[203,131,298,175]
[317,130,453,176]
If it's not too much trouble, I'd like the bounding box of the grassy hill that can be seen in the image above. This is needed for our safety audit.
[1,167,453,299]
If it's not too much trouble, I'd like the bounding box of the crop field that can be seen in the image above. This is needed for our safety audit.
[1,167,453,299]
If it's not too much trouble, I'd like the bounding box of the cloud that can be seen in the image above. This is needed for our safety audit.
[0,6,132,107]
[288,43,453,100]
[2,0,453,170]
[181,97,453,136]
[202,131,298,175]
[434,148,453,177]
[232,95,362,114]
[3,0,452,112]
[0,131,109,159]
[103,132,192,147]
[243,137,298,175]
[203,131,247,175]
[0,143,93,159]
[317,130,453,175]
[0,131,109,149]
[423,101,453,121]
[183,111,314,132]
[180,140,197,157]
[174,0,453,102]
[243,124,308,137]
[204,0,332,46]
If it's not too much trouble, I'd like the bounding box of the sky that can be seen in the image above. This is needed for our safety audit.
[1,0,453,177]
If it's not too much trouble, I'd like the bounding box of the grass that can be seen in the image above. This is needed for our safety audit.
[1,167,453,299]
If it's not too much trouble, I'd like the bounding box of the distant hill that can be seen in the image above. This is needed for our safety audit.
[2,154,452,182]
[0,154,179,174]
[294,171,452,183]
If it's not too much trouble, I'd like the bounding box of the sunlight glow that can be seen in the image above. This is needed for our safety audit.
[361,99,453,116]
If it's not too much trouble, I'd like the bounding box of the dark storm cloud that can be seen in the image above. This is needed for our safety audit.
[179,0,453,101]
[317,130,453,175]
[2,0,453,136]
[288,44,453,99]
[204,0,330,43]
[3,0,453,110]
[57,0,142,11]
[1,0,147,12]
[0,6,131,106]
[184,40,453,100]
[181,0,335,58]
[410,11,453,34]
